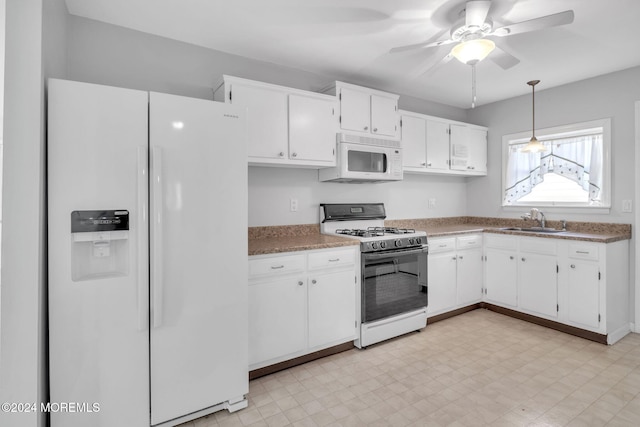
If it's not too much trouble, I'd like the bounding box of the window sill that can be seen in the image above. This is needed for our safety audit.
[502,205,611,215]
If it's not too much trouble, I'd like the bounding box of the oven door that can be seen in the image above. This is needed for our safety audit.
[361,246,428,323]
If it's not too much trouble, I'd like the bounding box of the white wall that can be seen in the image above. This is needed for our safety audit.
[0,1,67,427]
[248,167,468,226]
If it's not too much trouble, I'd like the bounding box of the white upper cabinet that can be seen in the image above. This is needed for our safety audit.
[326,81,400,139]
[288,94,337,163]
[214,75,338,168]
[400,110,488,176]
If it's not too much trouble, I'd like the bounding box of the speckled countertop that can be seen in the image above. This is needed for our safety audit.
[248,224,359,256]
[249,217,631,255]
[385,216,631,243]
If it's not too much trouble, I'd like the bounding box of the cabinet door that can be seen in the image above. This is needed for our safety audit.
[456,248,483,306]
[339,87,370,133]
[230,83,288,159]
[427,252,457,315]
[485,249,518,308]
[426,119,450,171]
[567,261,600,330]
[401,115,427,168]
[289,94,337,163]
[519,253,558,319]
[370,94,399,138]
[449,124,470,171]
[308,270,356,349]
[248,277,306,366]
[467,128,487,173]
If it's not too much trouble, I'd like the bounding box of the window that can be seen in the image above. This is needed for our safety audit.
[502,118,611,209]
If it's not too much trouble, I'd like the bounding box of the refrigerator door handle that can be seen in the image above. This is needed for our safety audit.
[151,146,164,328]
[137,146,149,331]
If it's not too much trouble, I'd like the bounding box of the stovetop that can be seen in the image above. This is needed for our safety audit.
[320,203,427,253]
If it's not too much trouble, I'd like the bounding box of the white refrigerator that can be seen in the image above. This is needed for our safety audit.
[48,79,248,427]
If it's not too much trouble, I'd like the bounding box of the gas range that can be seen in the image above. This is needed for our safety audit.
[320,204,427,253]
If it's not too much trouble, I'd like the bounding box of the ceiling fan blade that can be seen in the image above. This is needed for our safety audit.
[389,38,455,54]
[488,45,520,69]
[465,1,491,27]
[492,10,574,37]
[413,52,454,78]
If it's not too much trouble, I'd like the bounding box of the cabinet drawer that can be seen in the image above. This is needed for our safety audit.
[249,254,306,278]
[308,249,355,270]
[520,237,557,255]
[484,234,517,250]
[568,243,599,261]
[457,234,482,250]
[429,238,456,253]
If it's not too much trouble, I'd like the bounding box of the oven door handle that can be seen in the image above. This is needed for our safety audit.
[363,246,428,260]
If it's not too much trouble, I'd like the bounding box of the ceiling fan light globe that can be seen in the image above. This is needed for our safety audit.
[451,38,495,64]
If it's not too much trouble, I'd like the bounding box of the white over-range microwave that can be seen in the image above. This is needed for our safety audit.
[318,133,403,183]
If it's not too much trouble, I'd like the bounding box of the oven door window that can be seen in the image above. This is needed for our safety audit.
[362,249,428,323]
[347,150,387,173]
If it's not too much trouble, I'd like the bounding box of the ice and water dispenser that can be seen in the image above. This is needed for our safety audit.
[71,210,130,281]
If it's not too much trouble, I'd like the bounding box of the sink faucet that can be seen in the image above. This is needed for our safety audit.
[521,208,546,228]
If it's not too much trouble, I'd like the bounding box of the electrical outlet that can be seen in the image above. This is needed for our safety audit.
[622,199,632,213]
[428,198,436,209]
[290,198,298,212]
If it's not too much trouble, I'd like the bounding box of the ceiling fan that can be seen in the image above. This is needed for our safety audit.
[390,0,575,72]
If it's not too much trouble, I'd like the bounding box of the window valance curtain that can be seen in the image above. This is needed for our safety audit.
[503,134,603,204]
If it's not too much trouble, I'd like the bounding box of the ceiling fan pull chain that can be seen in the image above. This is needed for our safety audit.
[471,63,477,109]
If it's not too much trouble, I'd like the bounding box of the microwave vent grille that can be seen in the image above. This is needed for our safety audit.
[338,133,401,149]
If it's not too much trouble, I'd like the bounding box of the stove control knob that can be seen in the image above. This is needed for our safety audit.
[416,237,422,244]
[380,241,386,249]
[371,242,378,250]
[408,238,414,245]
[395,239,403,247]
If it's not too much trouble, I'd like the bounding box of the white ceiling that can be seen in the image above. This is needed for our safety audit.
[64,0,640,109]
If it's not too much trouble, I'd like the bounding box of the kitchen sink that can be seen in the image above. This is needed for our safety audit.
[499,227,565,233]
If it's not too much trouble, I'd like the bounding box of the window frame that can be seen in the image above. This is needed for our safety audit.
[501,118,611,212]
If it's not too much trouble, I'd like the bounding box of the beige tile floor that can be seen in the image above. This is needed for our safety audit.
[179,309,640,426]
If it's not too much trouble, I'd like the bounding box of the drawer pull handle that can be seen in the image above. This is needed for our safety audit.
[329,258,340,262]
[576,251,590,254]
[271,265,285,270]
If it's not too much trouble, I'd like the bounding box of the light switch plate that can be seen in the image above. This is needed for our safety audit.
[622,199,632,213]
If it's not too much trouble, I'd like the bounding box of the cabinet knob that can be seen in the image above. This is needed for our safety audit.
[292,152,297,157]
[298,281,304,286]
[458,256,464,260]
[509,256,514,260]
[427,162,432,167]
[522,257,526,262]
[373,128,378,132]
[364,126,369,131]
[420,161,427,166]
[571,264,576,269]
[312,279,317,284]
[452,256,457,261]
[279,152,285,157]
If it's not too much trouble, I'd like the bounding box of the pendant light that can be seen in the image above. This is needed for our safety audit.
[520,80,548,153]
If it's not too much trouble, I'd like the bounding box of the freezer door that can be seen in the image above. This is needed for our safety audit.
[47,79,150,427]
[149,92,248,425]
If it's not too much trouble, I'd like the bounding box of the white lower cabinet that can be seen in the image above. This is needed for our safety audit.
[518,238,558,320]
[427,234,483,317]
[248,247,358,370]
[484,235,518,308]
[482,233,629,344]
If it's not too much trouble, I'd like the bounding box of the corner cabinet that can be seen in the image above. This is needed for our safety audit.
[248,247,359,371]
[323,81,400,139]
[214,75,338,167]
[482,233,630,344]
[400,110,488,176]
